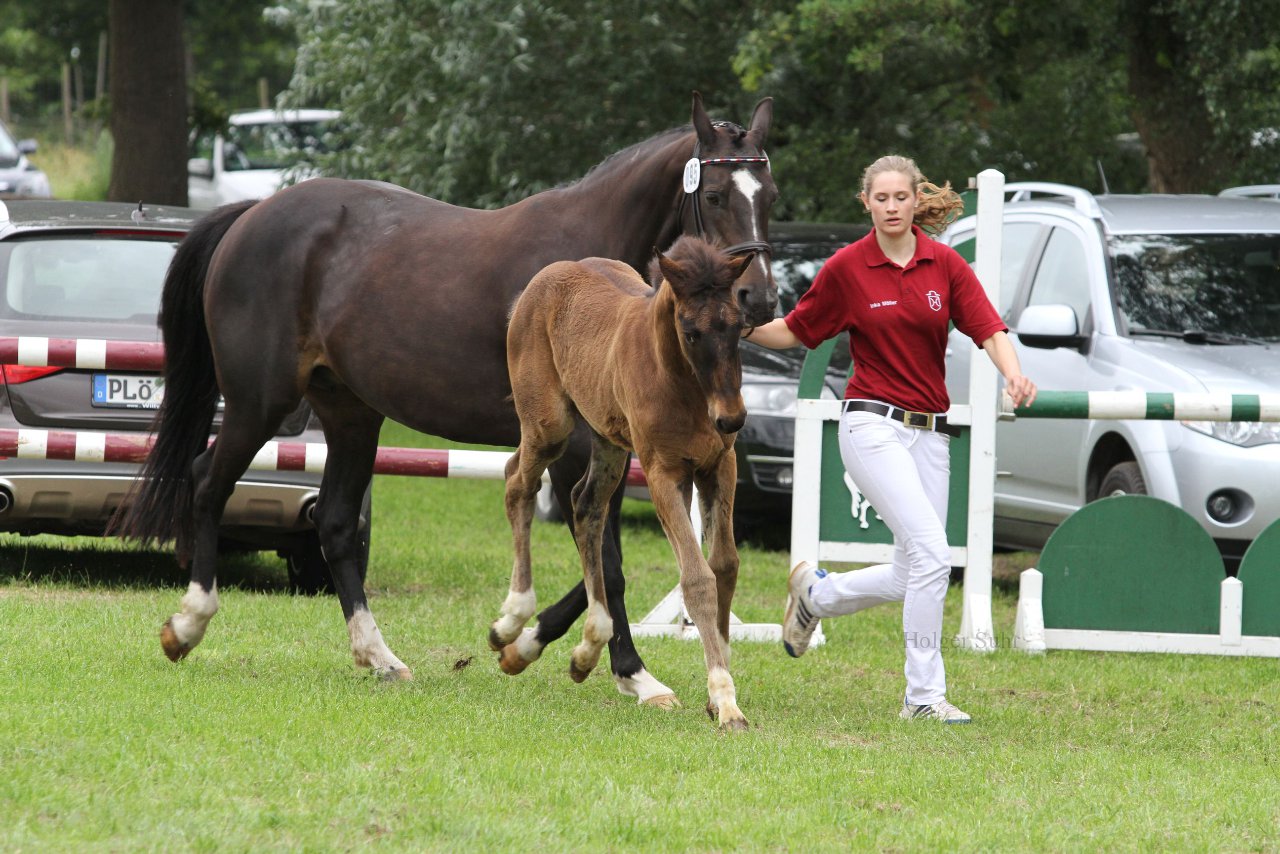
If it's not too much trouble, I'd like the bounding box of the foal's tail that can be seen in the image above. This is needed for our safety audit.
[110,200,258,556]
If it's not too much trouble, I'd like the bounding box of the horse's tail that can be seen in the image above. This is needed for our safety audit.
[109,200,258,555]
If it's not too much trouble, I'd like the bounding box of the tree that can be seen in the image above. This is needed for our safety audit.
[106,0,188,205]
[283,0,781,207]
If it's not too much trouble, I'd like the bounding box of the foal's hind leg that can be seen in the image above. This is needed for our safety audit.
[491,438,564,673]
[518,446,678,708]
[306,384,408,680]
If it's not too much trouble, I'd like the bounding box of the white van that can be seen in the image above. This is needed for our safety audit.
[187,109,341,210]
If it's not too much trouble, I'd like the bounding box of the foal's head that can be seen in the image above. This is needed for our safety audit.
[653,236,754,435]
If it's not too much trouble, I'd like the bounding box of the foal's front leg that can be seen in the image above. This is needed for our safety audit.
[696,451,741,646]
[566,439,629,683]
[648,468,748,731]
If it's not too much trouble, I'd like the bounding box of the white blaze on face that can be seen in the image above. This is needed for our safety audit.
[731,168,769,277]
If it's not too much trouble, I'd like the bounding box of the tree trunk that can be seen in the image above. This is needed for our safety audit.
[107,0,188,206]
[1121,0,1219,193]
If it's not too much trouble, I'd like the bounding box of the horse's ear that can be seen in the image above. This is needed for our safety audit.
[747,97,773,147]
[691,91,715,148]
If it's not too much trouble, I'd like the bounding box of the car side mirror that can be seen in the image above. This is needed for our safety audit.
[187,157,214,179]
[17,138,37,155]
[1017,303,1088,350]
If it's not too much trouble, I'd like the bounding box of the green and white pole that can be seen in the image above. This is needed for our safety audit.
[1003,391,1280,421]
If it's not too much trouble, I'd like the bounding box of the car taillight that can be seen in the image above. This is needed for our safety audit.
[1,364,65,385]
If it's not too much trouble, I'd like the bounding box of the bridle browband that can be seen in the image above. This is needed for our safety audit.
[676,122,773,260]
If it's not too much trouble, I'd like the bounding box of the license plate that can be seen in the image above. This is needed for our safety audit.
[92,373,165,409]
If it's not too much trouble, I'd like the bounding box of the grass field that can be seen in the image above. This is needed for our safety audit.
[2,422,1278,851]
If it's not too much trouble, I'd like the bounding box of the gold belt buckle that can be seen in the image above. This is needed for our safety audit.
[902,410,934,430]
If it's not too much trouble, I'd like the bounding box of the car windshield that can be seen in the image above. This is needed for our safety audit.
[0,237,178,321]
[1110,233,1280,342]
[224,120,337,171]
[0,125,19,167]
[772,239,850,314]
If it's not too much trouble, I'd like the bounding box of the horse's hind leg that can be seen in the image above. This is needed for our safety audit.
[160,401,296,663]
[566,434,629,683]
[305,382,408,680]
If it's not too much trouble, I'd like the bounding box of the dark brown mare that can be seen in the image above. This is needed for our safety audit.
[114,93,778,706]
[498,237,753,729]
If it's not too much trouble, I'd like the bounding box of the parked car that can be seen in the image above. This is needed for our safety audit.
[0,200,333,590]
[1219,185,1280,200]
[534,222,865,543]
[940,183,1280,569]
[187,109,341,209]
[0,120,52,199]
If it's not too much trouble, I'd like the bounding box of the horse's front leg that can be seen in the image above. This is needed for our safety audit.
[566,437,629,683]
[648,468,748,732]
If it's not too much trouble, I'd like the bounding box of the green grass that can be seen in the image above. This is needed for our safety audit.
[2,422,1278,851]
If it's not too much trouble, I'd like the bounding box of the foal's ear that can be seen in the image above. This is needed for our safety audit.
[726,253,755,285]
[691,91,715,148]
[656,249,688,296]
[747,97,773,147]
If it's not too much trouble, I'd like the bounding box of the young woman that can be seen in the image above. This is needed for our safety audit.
[746,155,1036,723]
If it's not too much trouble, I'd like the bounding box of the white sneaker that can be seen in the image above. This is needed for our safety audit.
[900,698,972,724]
[782,561,826,658]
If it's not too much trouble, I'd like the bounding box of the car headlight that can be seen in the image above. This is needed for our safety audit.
[1181,420,1280,447]
[740,382,837,417]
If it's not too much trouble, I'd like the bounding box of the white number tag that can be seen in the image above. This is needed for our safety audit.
[682,157,701,193]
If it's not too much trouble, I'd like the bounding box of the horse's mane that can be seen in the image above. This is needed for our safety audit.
[559,126,691,190]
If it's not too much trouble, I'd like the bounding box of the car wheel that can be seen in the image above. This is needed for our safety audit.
[283,488,373,595]
[284,530,333,595]
[1098,461,1147,498]
[535,480,566,524]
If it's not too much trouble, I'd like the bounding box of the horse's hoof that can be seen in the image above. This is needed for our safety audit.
[718,716,750,733]
[640,693,682,711]
[487,626,507,652]
[568,660,593,683]
[159,619,191,662]
[498,644,531,675]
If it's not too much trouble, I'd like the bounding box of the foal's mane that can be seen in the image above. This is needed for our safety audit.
[647,235,739,295]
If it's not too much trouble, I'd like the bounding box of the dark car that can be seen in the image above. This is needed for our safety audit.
[732,222,864,540]
[0,199,332,590]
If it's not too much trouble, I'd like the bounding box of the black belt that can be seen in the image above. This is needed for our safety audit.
[842,400,961,437]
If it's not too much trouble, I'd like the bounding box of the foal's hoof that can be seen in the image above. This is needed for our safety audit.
[378,665,414,682]
[706,701,750,732]
[718,716,750,733]
[487,627,507,653]
[641,693,682,711]
[498,643,532,676]
[159,619,192,662]
[568,660,592,684]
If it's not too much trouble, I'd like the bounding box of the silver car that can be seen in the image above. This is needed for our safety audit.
[0,120,51,199]
[942,183,1280,569]
[0,200,333,591]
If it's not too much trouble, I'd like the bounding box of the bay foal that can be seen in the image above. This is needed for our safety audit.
[494,236,754,730]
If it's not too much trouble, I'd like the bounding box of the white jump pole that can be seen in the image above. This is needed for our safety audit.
[955,168,1004,652]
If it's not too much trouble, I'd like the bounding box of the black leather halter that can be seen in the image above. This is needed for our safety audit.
[677,128,773,260]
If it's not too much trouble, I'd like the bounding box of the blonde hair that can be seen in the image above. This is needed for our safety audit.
[860,154,964,235]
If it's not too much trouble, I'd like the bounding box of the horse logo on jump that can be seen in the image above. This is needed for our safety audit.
[843,472,881,530]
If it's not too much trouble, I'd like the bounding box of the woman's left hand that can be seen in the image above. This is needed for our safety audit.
[1006,374,1037,407]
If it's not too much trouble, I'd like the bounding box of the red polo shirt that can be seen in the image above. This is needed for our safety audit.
[784,226,1006,413]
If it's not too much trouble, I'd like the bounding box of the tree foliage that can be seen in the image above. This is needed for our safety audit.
[283,0,779,207]
[284,0,1278,219]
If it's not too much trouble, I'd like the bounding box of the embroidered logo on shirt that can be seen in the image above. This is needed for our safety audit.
[926,290,942,311]
[869,300,898,310]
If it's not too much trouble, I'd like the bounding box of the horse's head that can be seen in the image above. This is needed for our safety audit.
[683,92,778,328]
[655,237,754,435]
